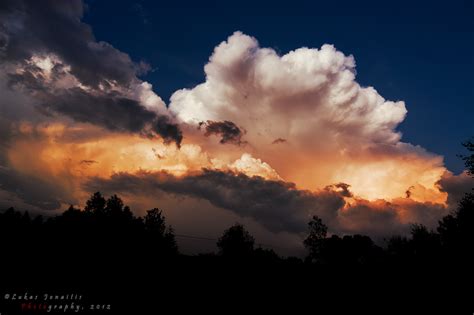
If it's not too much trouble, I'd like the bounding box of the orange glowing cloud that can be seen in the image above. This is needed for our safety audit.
[168,32,449,204]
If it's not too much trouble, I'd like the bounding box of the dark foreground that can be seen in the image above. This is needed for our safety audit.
[1,190,473,314]
[1,256,472,314]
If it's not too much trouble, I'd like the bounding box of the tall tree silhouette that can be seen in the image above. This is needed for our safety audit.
[105,194,125,215]
[144,208,167,235]
[460,138,474,176]
[437,139,474,263]
[144,208,177,255]
[437,193,474,263]
[84,191,106,214]
[409,224,440,261]
[217,223,255,258]
[303,215,327,263]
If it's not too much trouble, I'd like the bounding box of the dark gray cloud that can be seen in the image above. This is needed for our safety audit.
[0,166,70,210]
[154,116,183,147]
[437,171,474,208]
[338,199,448,239]
[84,169,344,234]
[84,169,456,239]
[0,0,138,88]
[6,56,183,147]
[199,120,245,145]
[44,88,157,133]
[0,0,183,146]
[337,200,403,237]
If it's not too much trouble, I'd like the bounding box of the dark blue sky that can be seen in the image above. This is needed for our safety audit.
[84,0,473,173]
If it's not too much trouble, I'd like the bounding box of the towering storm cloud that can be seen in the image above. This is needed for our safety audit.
[0,2,472,251]
[169,32,447,202]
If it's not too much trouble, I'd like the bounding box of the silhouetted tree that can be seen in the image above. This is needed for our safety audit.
[105,194,124,215]
[460,138,474,176]
[84,191,106,214]
[339,234,384,264]
[387,235,411,262]
[61,205,83,220]
[435,139,474,263]
[53,205,86,231]
[304,215,384,265]
[409,224,440,261]
[144,208,167,235]
[304,215,327,263]
[437,193,474,262]
[217,223,255,258]
[144,208,177,255]
[253,247,280,263]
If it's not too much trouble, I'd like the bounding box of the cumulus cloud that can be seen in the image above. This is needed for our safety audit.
[229,153,281,180]
[169,31,445,201]
[171,31,407,143]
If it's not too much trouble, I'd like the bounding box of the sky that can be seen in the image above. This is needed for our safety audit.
[0,0,473,255]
